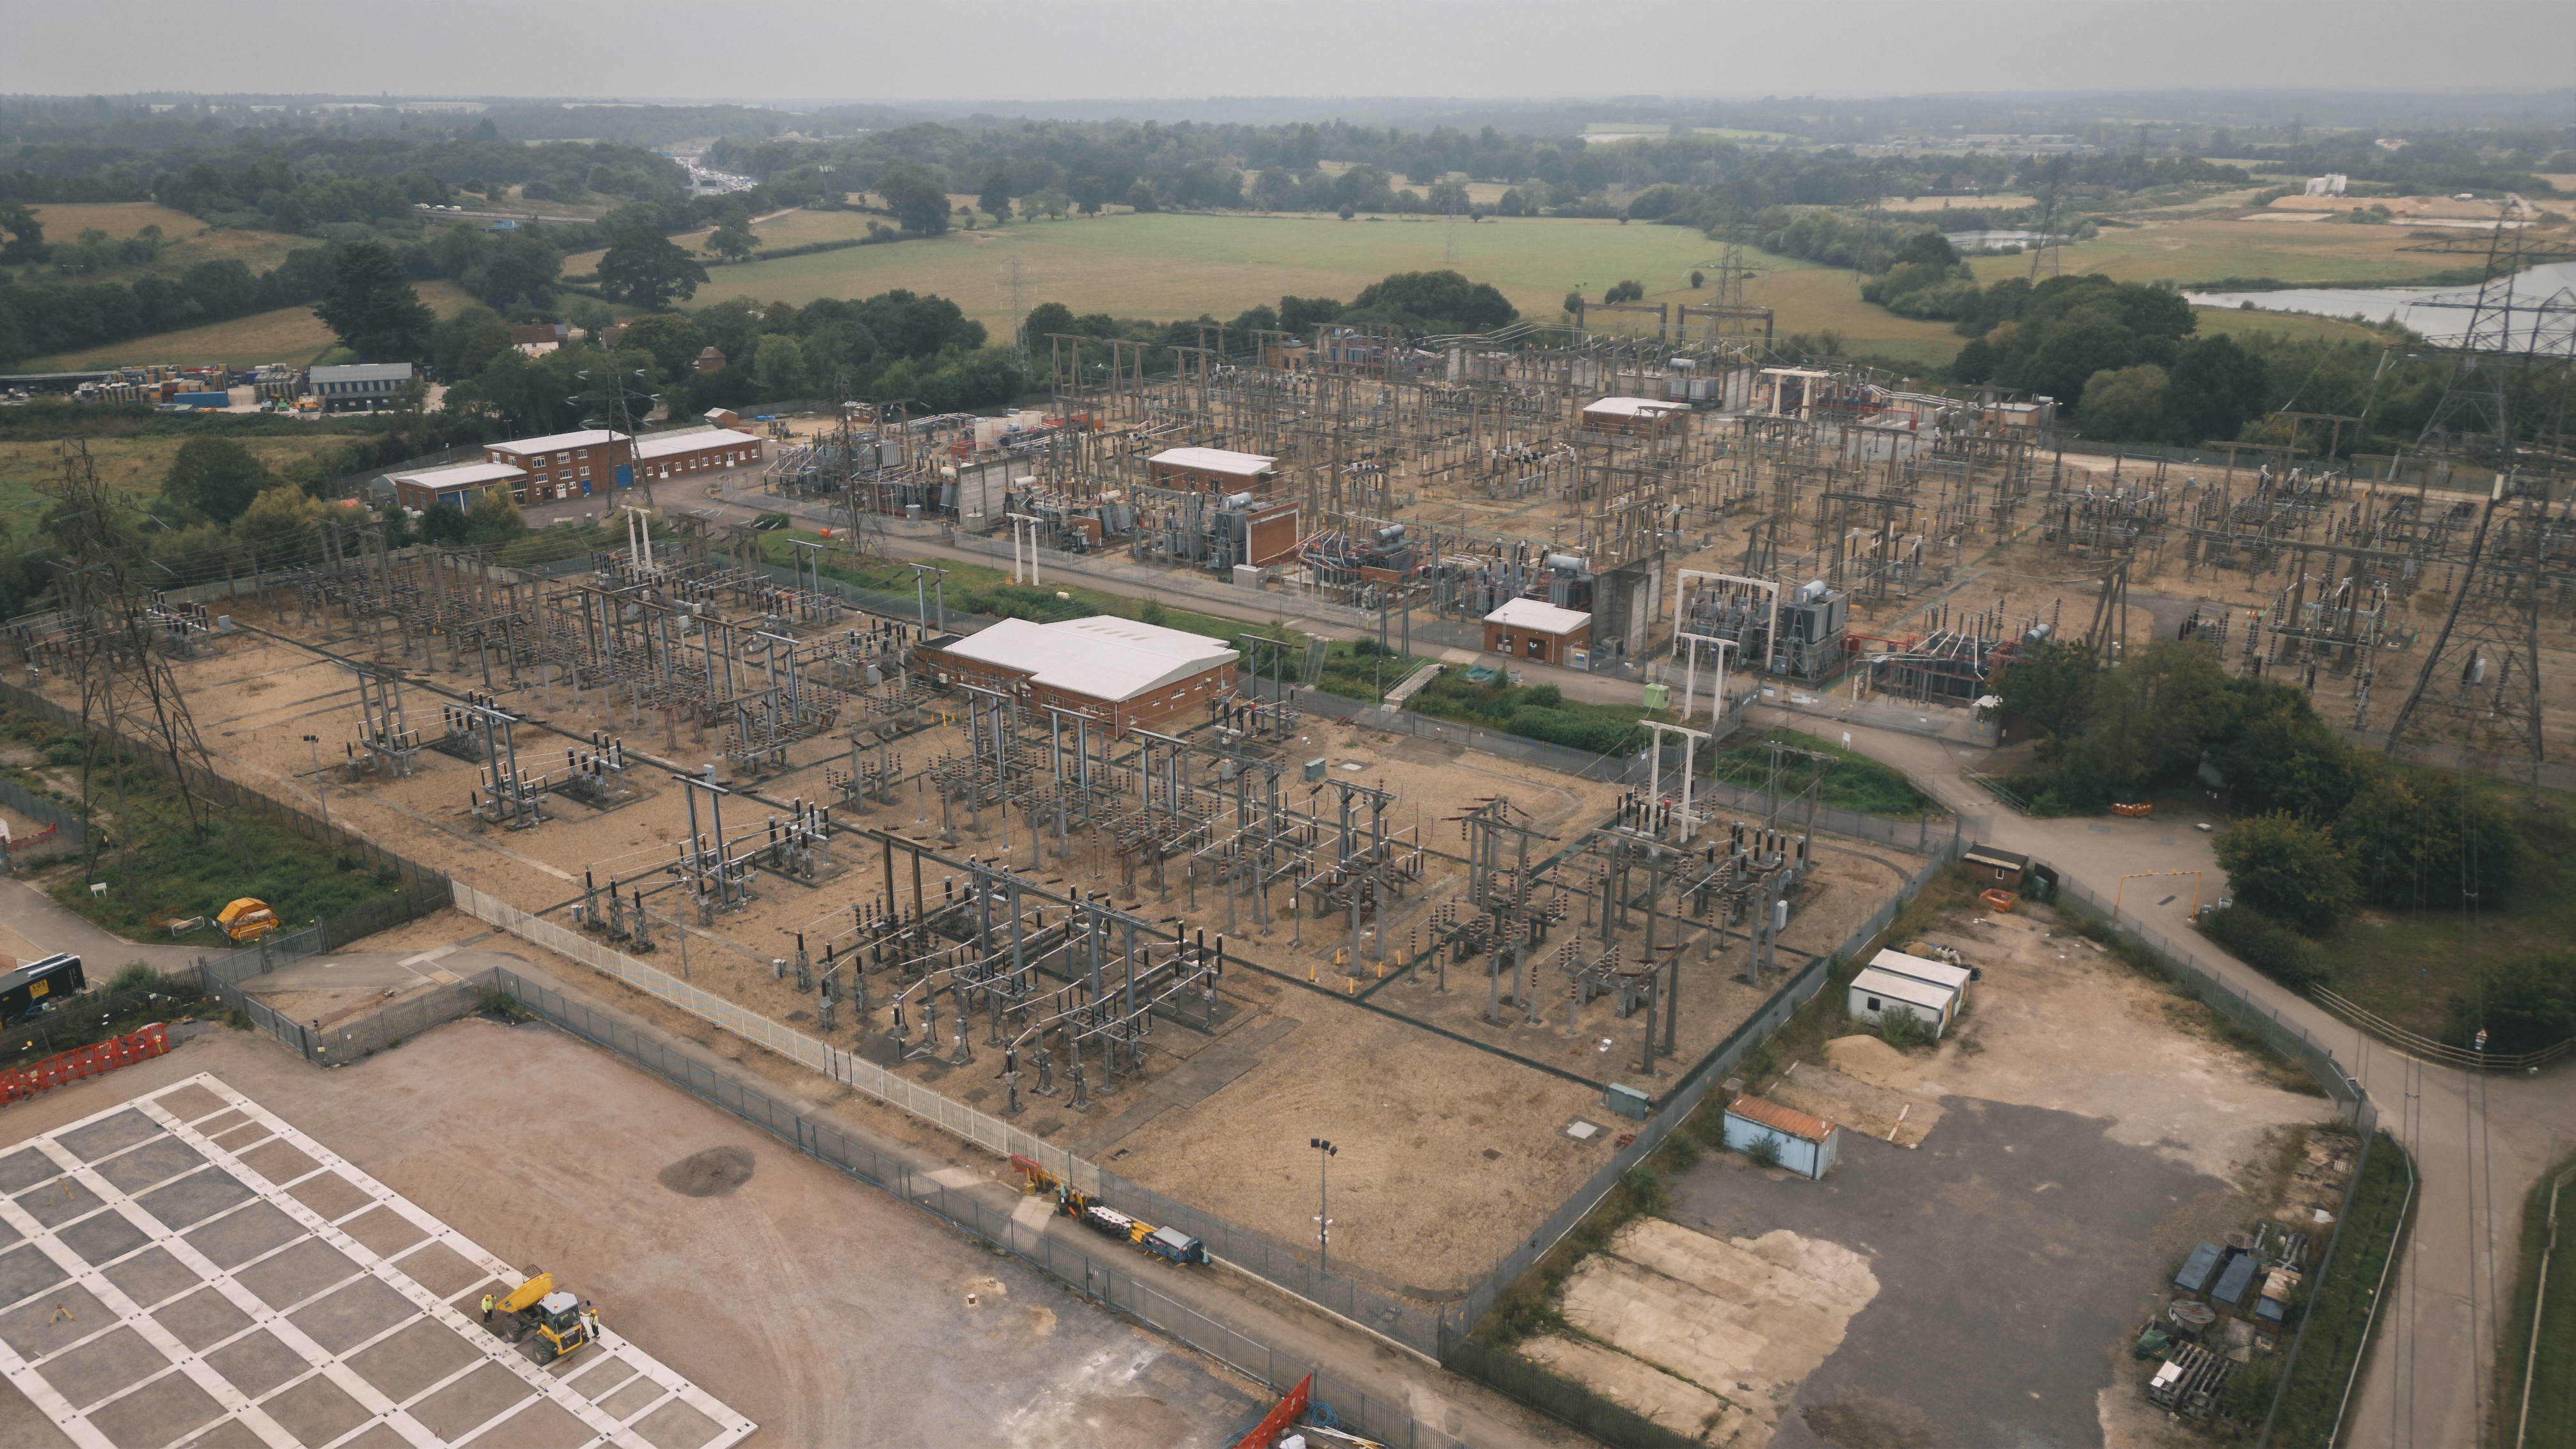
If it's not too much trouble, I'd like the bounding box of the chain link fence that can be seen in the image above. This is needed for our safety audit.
[0,774,86,846]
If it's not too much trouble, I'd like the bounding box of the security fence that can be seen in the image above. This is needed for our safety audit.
[194,958,489,1066]
[487,965,1449,1448]
[0,774,86,846]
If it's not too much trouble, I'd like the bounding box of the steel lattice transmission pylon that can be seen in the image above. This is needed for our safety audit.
[2382,200,2576,792]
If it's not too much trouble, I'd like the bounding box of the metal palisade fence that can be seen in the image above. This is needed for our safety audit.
[500,963,1445,1448]
[443,881,1459,1363]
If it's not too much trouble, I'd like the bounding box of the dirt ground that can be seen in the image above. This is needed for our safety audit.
[70,615,1915,1296]
[0,1024,1264,1449]
[1520,891,2341,1447]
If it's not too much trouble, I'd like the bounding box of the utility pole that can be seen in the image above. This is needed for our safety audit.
[1310,1138,1337,1275]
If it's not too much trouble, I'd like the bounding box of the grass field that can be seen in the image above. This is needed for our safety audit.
[1707,725,1936,819]
[0,430,359,517]
[20,278,478,372]
[2498,1154,2576,1449]
[1968,215,2469,290]
[2311,797,2576,1039]
[22,203,316,290]
[611,210,1976,366]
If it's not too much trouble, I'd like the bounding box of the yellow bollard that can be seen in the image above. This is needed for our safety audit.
[1346,976,1357,996]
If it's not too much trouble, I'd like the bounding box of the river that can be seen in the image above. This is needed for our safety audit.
[2182,261,2576,345]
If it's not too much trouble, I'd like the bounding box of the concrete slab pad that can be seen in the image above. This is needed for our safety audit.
[177,1199,297,1265]
[280,1173,372,1223]
[0,1283,105,1361]
[260,1371,375,1443]
[234,1140,322,1188]
[334,1206,426,1260]
[0,1148,60,1194]
[54,1111,158,1163]
[189,1111,251,1142]
[92,1138,207,1196]
[174,1416,268,1449]
[201,1328,308,1397]
[82,1368,222,1446]
[407,1360,535,1440]
[42,1325,166,1406]
[54,1211,150,1269]
[283,1275,412,1354]
[474,1394,597,1448]
[151,1288,251,1353]
[139,1172,257,1234]
[0,1243,70,1309]
[237,1238,363,1310]
[98,1247,200,1312]
[0,1074,755,1449]
[148,1085,228,1125]
[634,1397,722,1449]
[344,1318,477,1402]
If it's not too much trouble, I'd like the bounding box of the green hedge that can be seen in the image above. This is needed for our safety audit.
[2200,904,2336,990]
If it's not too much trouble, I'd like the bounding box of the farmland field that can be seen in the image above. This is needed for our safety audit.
[24,203,317,288]
[1965,214,2469,290]
[0,430,359,517]
[19,279,479,372]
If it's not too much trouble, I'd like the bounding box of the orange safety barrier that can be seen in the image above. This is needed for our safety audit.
[0,1022,170,1106]
[1232,1373,1314,1449]
[1979,889,2019,913]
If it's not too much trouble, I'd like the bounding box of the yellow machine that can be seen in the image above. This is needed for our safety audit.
[217,899,278,943]
[495,1272,593,1363]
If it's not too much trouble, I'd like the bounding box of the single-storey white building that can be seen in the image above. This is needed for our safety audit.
[1869,948,1974,1001]
[1722,1095,1841,1179]
[1482,597,1592,666]
[1848,965,1956,1037]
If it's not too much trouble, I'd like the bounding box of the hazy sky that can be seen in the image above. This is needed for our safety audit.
[6,0,2572,102]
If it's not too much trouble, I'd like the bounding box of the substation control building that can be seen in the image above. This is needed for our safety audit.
[1482,597,1594,666]
[922,616,1239,737]
[1146,447,1282,496]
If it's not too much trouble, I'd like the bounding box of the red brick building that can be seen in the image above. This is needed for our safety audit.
[921,616,1238,737]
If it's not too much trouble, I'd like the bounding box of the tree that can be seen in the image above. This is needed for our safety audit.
[878,168,951,234]
[2453,952,2575,1054]
[1337,203,1355,221]
[618,312,707,382]
[2078,363,2169,441]
[1689,270,1706,288]
[1992,639,2098,757]
[1347,270,1518,331]
[314,241,433,362]
[2214,812,2359,933]
[753,334,809,398]
[463,489,526,544]
[978,167,1014,220]
[163,437,274,526]
[1889,230,1961,270]
[595,219,709,308]
[1951,337,1999,386]
[1605,279,1645,303]
[1278,295,1343,333]
[1124,182,1157,212]
[2165,334,2268,446]
[234,483,325,548]
[1072,176,1108,215]
[707,221,762,262]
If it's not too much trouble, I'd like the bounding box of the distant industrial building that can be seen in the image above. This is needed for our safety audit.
[921,616,1239,737]
[387,461,526,513]
[310,363,412,412]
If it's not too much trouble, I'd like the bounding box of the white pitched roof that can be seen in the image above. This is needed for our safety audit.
[388,461,526,491]
[634,428,764,460]
[1149,447,1276,475]
[1484,597,1592,634]
[1869,949,1973,994]
[945,616,1237,703]
[491,429,624,455]
[1582,396,1686,418]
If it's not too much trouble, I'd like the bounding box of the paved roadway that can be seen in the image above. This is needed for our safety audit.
[1778,706,2573,1449]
